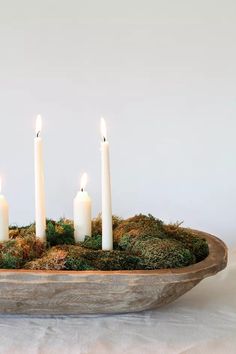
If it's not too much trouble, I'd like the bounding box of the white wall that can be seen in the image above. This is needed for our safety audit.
[0,0,235,246]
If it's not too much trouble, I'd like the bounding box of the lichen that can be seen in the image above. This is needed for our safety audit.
[2,214,209,271]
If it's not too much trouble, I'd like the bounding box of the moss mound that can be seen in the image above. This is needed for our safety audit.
[46,219,75,247]
[1,228,45,269]
[25,244,141,271]
[2,215,209,271]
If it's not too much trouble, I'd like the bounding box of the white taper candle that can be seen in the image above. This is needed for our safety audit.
[0,178,9,242]
[101,117,113,250]
[34,115,46,241]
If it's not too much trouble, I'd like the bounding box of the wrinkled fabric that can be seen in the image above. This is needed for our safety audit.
[0,249,235,354]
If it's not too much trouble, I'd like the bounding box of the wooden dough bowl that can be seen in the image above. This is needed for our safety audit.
[0,230,227,315]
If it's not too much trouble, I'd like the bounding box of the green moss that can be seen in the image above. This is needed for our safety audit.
[0,240,23,269]
[91,214,122,237]
[64,247,96,270]
[64,258,95,271]
[46,219,75,247]
[0,233,45,269]
[118,234,195,269]
[118,234,133,250]
[82,234,102,250]
[116,214,209,267]
[89,251,141,270]
[114,214,166,242]
[66,245,141,271]
[2,214,209,271]
[25,246,68,270]
[163,224,209,262]
[1,253,22,269]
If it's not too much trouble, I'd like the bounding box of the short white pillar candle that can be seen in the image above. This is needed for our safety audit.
[73,173,92,242]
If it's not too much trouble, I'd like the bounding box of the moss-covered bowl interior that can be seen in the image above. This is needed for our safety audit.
[2,214,209,271]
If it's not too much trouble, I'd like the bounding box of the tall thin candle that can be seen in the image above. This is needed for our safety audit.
[101,117,113,250]
[34,115,46,240]
[0,178,9,242]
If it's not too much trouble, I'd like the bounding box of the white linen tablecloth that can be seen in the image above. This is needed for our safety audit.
[0,249,235,354]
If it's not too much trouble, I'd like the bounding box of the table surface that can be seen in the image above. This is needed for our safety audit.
[0,249,235,354]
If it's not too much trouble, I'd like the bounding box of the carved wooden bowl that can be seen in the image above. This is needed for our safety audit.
[0,230,227,315]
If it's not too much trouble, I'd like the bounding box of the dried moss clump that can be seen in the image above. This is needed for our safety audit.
[115,214,209,267]
[25,244,141,271]
[64,246,96,271]
[65,246,141,271]
[114,214,165,242]
[1,215,209,271]
[0,232,45,269]
[25,246,68,270]
[91,214,122,237]
[82,234,102,250]
[46,219,75,247]
[163,224,209,262]
[119,235,194,269]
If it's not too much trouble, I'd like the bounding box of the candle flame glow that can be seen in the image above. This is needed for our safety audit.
[80,173,88,191]
[100,117,107,141]
[36,115,42,137]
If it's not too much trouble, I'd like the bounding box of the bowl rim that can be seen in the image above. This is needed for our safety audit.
[0,229,228,283]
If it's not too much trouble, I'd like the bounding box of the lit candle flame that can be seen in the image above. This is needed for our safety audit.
[80,173,88,191]
[100,117,107,141]
[36,115,42,137]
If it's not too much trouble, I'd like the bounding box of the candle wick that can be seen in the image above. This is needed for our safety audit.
[36,131,40,138]
[103,136,106,142]
[81,188,84,192]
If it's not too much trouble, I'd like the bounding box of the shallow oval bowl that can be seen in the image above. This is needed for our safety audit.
[0,230,227,315]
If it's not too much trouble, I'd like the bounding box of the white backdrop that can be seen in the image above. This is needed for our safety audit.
[0,0,235,246]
